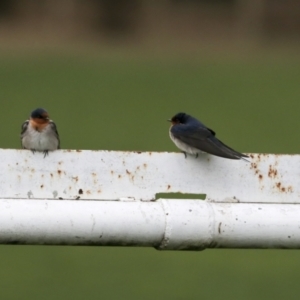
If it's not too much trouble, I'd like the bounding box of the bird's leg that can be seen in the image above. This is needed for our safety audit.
[31,149,36,154]
[43,150,49,158]
[181,151,187,159]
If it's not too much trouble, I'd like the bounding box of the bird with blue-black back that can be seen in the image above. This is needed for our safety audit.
[168,112,248,160]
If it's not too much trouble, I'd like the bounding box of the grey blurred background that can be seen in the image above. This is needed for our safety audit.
[0,0,300,54]
[0,1,300,300]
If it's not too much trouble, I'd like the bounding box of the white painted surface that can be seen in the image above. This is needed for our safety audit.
[0,199,299,249]
[0,149,299,249]
[0,149,298,203]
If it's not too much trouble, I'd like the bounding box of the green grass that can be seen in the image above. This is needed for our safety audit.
[0,53,300,299]
[2,246,300,300]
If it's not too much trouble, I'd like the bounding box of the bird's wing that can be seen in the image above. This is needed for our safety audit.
[20,120,29,148]
[50,121,60,149]
[171,124,214,142]
[21,120,29,136]
[171,124,248,159]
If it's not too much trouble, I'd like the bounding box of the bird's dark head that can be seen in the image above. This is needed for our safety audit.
[168,112,190,125]
[30,108,50,124]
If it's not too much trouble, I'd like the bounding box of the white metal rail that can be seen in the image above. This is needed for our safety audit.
[0,149,299,250]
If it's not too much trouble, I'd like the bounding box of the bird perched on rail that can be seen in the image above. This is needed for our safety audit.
[21,108,60,157]
[168,112,248,160]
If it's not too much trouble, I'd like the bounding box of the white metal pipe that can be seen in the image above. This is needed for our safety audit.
[0,199,299,250]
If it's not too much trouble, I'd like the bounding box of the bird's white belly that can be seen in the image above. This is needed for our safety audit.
[22,127,58,151]
[169,131,202,155]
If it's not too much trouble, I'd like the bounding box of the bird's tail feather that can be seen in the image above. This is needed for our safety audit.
[212,137,249,160]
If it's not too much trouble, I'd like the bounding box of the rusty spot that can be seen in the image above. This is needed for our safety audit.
[274,182,293,193]
[218,222,222,234]
[92,173,96,177]
[126,169,131,175]
[143,163,147,168]
[41,174,44,178]
[136,151,142,154]
[97,190,102,193]
[259,174,263,180]
[268,165,278,178]
[31,168,35,173]
[72,176,78,182]
[58,161,62,165]
[76,150,82,152]
[167,185,171,190]
[251,162,257,169]
[78,189,83,194]
[141,176,144,179]
[50,173,53,177]
[255,170,259,175]
[86,190,91,194]
[118,175,121,179]
[40,185,44,188]
[57,170,62,175]
[250,154,254,158]
[149,152,152,156]
[136,166,140,170]
[111,170,114,175]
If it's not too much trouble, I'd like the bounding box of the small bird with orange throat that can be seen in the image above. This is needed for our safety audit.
[21,108,60,157]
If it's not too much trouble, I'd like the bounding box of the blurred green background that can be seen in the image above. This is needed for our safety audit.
[1,1,300,299]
